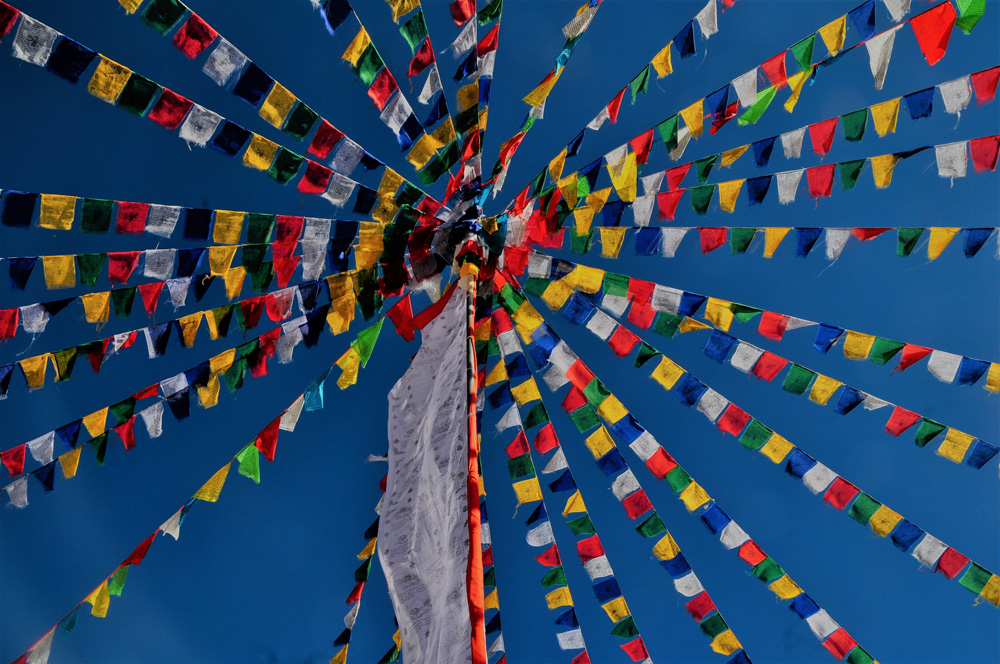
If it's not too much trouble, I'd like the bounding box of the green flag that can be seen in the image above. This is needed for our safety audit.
[738,85,777,126]
[76,253,107,286]
[236,444,261,483]
[694,154,719,184]
[541,566,567,587]
[782,364,816,395]
[656,115,679,153]
[790,34,815,71]
[399,11,428,52]
[634,342,660,369]
[478,0,503,24]
[730,227,756,254]
[108,566,129,597]
[81,198,113,234]
[914,418,945,447]
[869,338,905,365]
[689,185,715,216]
[635,513,666,538]
[567,514,596,535]
[896,228,924,257]
[849,493,882,525]
[730,303,762,323]
[841,109,868,142]
[352,319,384,367]
[955,0,985,33]
[839,159,866,190]
[630,65,651,103]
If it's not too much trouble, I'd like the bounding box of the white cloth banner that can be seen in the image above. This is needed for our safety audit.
[381,288,473,664]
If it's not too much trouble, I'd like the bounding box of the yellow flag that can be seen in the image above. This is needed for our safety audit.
[243,134,279,170]
[457,83,479,112]
[83,408,109,437]
[511,305,545,341]
[81,292,111,324]
[608,153,637,203]
[342,27,371,66]
[378,168,404,197]
[336,347,362,390]
[937,428,975,463]
[19,354,50,390]
[710,631,742,656]
[720,145,748,167]
[392,629,401,649]
[85,582,111,618]
[42,255,76,289]
[39,194,77,230]
[478,106,488,131]
[769,574,803,599]
[205,307,231,340]
[117,0,142,13]
[484,588,500,610]
[327,293,357,335]
[213,210,245,244]
[562,489,586,517]
[585,427,615,459]
[705,298,734,331]
[679,318,711,334]
[587,187,612,211]
[869,505,903,537]
[259,82,297,128]
[193,463,231,502]
[59,447,83,479]
[986,363,1000,393]
[198,374,221,409]
[549,147,568,184]
[406,133,439,169]
[223,266,245,300]
[209,246,238,276]
[763,227,791,258]
[818,15,847,56]
[783,69,810,113]
[210,349,237,375]
[928,227,959,260]
[573,205,596,236]
[327,272,356,300]
[599,227,628,258]
[652,533,681,561]
[545,587,574,609]
[679,481,711,511]
[357,537,377,559]
[596,395,627,423]
[870,154,899,189]
[330,644,348,664]
[523,68,563,107]
[513,477,543,506]
[177,313,203,348]
[485,361,508,386]
[809,375,842,405]
[759,433,793,464]
[652,41,673,78]
[511,379,542,405]
[602,597,630,622]
[718,180,745,213]
[651,357,684,389]
[842,331,875,359]
[558,173,580,209]
[679,99,704,138]
[870,98,900,137]
[566,265,604,294]
[432,117,457,146]
[980,575,1000,608]
[88,56,131,102]
[541,279,574,310]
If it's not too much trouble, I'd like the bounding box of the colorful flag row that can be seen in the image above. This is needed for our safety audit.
[497,289,880,663]
[488,311,749,663]
[9,348,339,664]
[0,6,445,218]
[509,0,985,208]
[516,249,1000,397]
[499,269,1000,610]
[478,482,508,662]
[331,495,384,664]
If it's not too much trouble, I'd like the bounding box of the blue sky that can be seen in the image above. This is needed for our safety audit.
[0,1,997,663]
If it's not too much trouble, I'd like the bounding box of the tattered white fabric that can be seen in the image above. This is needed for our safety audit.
[178,104,223,148]
[146,205,181,238]
[881,0,911,21]
[719,521,750,549]
[825,228,852,260]
[673,571,705,597]
[805,610,840,640]
[927,350,962,383]
[321,172,357,207]
[669,126,693,161]
[6,476,29,508]
[697,389,729,422]
[380,93,413,134]
[13,16,59,66]
[380,289,473,664]
[939,76,972,116]
[862,394,890,411]
[563,6,598,38]
[528,252,552,279]
[611,470,640,500]
[629,431,659,461]
[481,523,492,547]
[301,242,327,281]
[587,106,611,131]
[275,327,303,364]
[140,402,164,438]
[449,20,477,57]
[143,327,166,358]
[19,304,50,335]
[487,635,504,657]
[159,506,184,540]
[776,169,804,204]
[497,329,520,357]
[25,628,53,664]
[418,65,443,105]
[602,293,629,318]
[556,628,586,650]
[542,446,568,474]
[694,0,718,38]
[660,228,689,257]
[936,141,968,180]
[802,464,837,494]
[279,395,305,432]
[865,26,899,90]
[785,317,816,331]
[780,127,806,159]
[641,172,665,195]
[651,285,683,313]
[585,309,616,341]
[143,249,176,281]
[732,69,758,108]
[632,194,656,226]
[526,521,555,546]
[478,51,496,78]
[584,554,613,581]
[344,602,360,629]
[202,39,248,87]
[303,217,331,243]
[495,406,520,434]
[159,373,189,398]
[912,534,948,567]
[27,432,54,465]
[730,342,764,373]
[604,145,628,171]
[166,278,191,309]
[331,138,364,176]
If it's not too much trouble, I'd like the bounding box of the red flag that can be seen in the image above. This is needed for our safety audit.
[0,2,19,40]
[533,424,559,454]
[116,202,149,235]
[368,68,399,111]
[896,343,932,372]
[620,636,649,662]
[607,325,639,357]
[0,308,18,339]
[122,531,157,566]
[806,164,836,198]
[885,406,921,437]
[172,12,218,59]
[657,190,684,220]
[644,448,677,479]
[138,282,164,316]
[971,66,1000,105]
[503,246,529,276]
[665,163,691,191]
[717,404,750,436]
[852,227,890,241]
[1,444,26,476]
[570,652,591,664]
[449,0,475,24]
[627,278,655,304]
[308,119,344,159]
[107,251,141,283]
[477,25,499,53]
[699,227,727,254]
[114,417,136,452]
[505,431,529,458]
[737,540,767,566]
[710,101,739,134]
[408,38,434,77]
[808,117,838,155]
[760,51,788,89]
[822,628,858,660]
[535,544,561,566]
[823,477,859,509]
[346,581,364,603]
[936,547,970,579]
[627,300,655,329]
[685,592,716,622]
[970,135,999,172]
[629,129,654,166]
[491,308,513,334]
[565,360,595,390]
[561,387,587,414]
[254,417,281,462]
[273,256,301,288]
[240,296,266,330]
[297,160,333,194]
[134,384,159,400]
[148,88,194,130]
[576,535,605,562]
[757,311,788,340]
[607,88,626,124]
[622,489,653,519]
[909,2,957,67]
[482,546,493,566]
[751,352,788,381]
[271,240,296,260]
[387,295,416,342]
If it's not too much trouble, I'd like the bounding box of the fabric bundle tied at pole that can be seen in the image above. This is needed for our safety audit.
[380,280,484,664]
